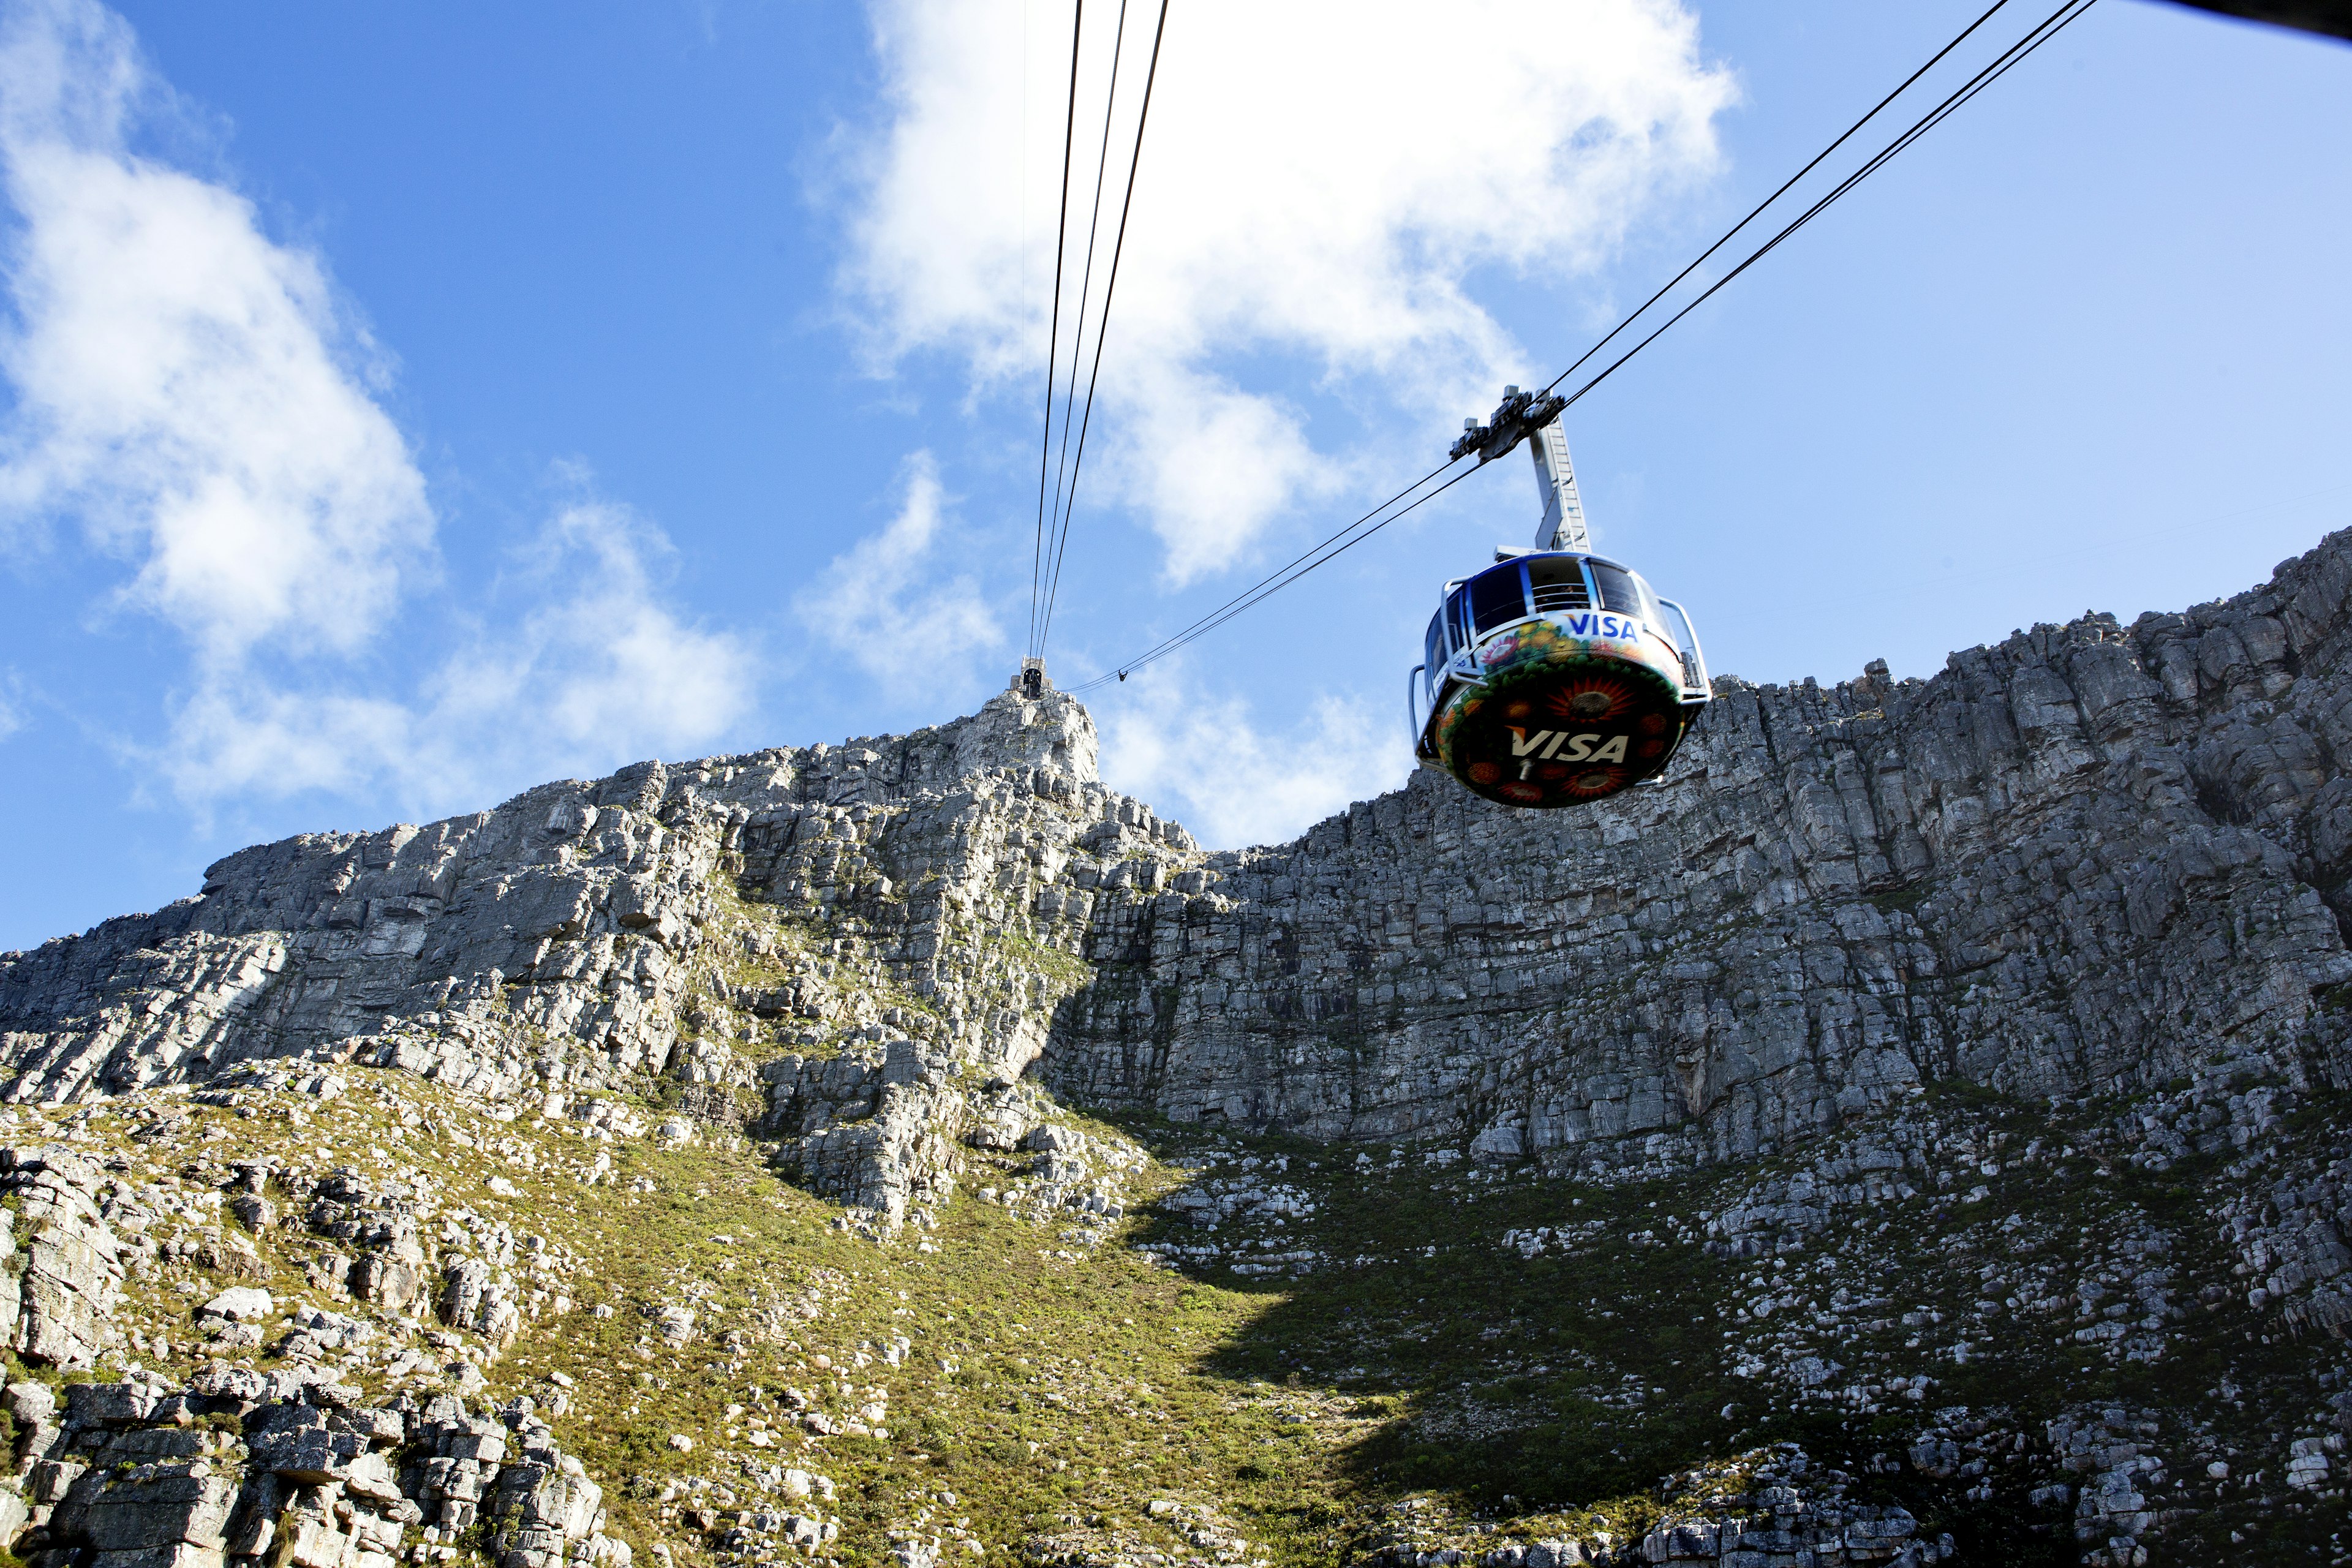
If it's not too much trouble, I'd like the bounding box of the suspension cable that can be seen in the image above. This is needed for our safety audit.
[1066,0,2097,692]
[1036,0,1171,662]
[1534,0,2018,402]
[1027,1,1087,660]
[1548,0,2097,417]
[1036,0,1133,662]
[1062,456,1470,693]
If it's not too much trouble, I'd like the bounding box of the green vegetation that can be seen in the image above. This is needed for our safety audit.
[22,1056,2352,1568]
[1866,882,1934,916]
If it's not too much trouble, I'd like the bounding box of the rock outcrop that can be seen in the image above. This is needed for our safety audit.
[4,1144,127,1370]
[0,683,1186,1117]
[10,1364,632,1568]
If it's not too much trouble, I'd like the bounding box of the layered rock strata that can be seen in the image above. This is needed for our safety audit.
[17,534,2351,1204]
[0,687,1190,1126]
[10,1364,632,1568]
[1048,533,2352,1168]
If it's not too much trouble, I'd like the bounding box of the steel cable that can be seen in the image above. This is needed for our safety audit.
[1547,0,2098,418]
[1027,1,1088,660]
[1036,0,1133,662]
[1066,0,2096,691]
[1036,0,1171,661]
[1534,0,2020,402]
[1061,458,1471,693]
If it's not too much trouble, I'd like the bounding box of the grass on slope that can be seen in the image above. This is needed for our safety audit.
[7,1066,2348,1567]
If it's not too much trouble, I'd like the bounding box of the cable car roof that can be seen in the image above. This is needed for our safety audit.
[1440,549,1645,596]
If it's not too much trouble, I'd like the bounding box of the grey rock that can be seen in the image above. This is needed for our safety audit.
[66,1381,164,1427]
[0,690,1117,1114]
[519,1469,601,1540]
[0,1380,580,1568]
[2,1147,124,1370]
[220,1471,293,1559]
[349,1253,421,1311]
[302,1171,428,1317]
[1022,1123,1085,1155]
[197,1287,271,1323]
[9,535,2352,1568]
[7,1379,57,1426]
[439,1259,520,1346]
[76,1464,237,1553]
[30,1457,87,1503]
[244,1412,363,1485]
[0,690,1185,1221]
[20,537,2352,1215]
[1044,574,2352,1159]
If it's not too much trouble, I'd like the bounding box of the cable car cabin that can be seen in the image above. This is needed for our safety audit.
[1408,550,1710,807]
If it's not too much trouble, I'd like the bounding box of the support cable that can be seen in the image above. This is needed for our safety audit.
[1065,0,2097,690]
[1547,0,2097,417]
[1041,0,1132,646]
[1533,0,2019,402]
[1036,0,1170,660]
[1061,456,1469,693]
[1027,1,1087,661]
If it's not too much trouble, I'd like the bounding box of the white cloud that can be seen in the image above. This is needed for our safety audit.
[0,0,756,817]
[154,503,757,813]
[843,0,1733,583]
[794,452,1002,693]
[0,0,431,663]
[434,503,753,759]
[1096,668,1409,850]
[0,669,26,741]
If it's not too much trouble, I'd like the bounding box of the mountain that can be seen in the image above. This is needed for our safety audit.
[5,532,2352,1567]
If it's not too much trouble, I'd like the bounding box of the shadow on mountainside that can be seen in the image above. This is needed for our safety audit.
[1092,1099,2256,1566]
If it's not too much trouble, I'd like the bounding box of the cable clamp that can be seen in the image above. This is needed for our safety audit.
[1447,385,1568,465]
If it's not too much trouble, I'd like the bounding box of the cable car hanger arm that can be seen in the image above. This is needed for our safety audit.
[1448,386,1590,552]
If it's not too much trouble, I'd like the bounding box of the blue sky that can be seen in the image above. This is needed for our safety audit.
[1,0,2346,952]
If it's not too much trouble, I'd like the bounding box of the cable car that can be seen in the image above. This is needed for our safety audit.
[1408,389,1711,808]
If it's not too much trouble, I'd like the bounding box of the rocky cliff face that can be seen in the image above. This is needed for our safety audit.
[4,540,2352,1568]
[24,532,2351,1193]
[0,684,1159,1102]
[1049,538,2352,1165]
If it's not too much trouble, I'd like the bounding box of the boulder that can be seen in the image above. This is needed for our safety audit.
[197,1287,273,1324]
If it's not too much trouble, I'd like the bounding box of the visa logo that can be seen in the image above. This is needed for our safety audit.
[1508,729,1629,763]
[1558,613,1640,640]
